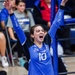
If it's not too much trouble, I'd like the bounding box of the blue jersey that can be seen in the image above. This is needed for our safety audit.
[28,43,54,75]
[23,34,54,75]
[0,8,9,24]
[9,14,54,75]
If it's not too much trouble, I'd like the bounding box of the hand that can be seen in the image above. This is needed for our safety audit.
[3,0,13,14]
[61,0,68,6]
[4,0,11,10]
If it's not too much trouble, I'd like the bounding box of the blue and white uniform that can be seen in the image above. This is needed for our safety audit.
[28,43,54,75]
[9,14,54,75]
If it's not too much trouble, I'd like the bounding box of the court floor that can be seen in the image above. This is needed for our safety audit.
[0,65,28,75]
[0,56,75,75]
[0,59,28,75]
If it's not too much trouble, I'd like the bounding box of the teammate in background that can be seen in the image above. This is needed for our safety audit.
[0,0,16,40]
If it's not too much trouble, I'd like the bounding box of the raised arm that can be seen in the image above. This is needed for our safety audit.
[48,0,68,38]
[4,0,26,45]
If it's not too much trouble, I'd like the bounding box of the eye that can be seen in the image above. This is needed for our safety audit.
[41,30,45,32]
[36,30,40,32]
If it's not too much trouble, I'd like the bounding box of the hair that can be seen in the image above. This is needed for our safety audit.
[15,0,28,15]
[30,24,44,35]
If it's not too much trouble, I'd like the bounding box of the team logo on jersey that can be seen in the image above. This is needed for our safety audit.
[33,45,39,52]
[34,48,39,52]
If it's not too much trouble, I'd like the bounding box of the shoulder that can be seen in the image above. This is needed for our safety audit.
[0,8,9,21]
[1,8,8,14]
[1,8,7,12]
[27,10,32,14]
[14,10,24,17]
[27,10,33,16]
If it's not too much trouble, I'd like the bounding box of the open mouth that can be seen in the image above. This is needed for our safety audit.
[39,36,43,38]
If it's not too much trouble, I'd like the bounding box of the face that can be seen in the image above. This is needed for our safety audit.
[9,0,15,7]
[31,26,45,44]
[16,2,25,13]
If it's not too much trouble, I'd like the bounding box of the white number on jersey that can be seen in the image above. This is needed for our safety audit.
[39,53,47,61]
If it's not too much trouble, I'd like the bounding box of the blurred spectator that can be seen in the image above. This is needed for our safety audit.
[0,0,16,30]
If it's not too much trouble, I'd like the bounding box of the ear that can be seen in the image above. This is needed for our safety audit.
[30,34,34,38]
